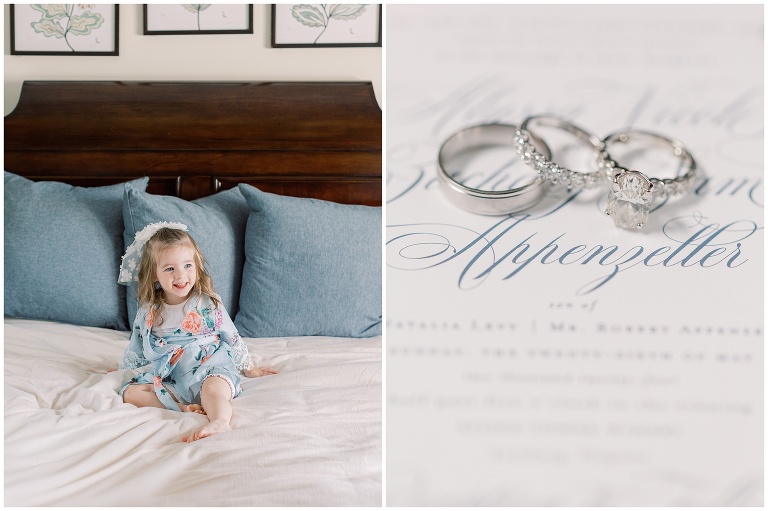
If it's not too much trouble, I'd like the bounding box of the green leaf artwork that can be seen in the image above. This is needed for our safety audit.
[30,4,104,52]
[291,4,367,44]
[181,4,212,31]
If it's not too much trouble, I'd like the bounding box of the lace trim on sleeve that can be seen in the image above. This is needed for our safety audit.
[120,349,149,370]
[230,333,253,371]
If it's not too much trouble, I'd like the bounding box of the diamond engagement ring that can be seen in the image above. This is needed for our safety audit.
[597,130,698,230]
[515,115,605,190]
[437,123,551,215]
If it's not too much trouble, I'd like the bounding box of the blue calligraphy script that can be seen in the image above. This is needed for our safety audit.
[387,214,758,295]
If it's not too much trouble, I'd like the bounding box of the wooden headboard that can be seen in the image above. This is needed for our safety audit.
[4,81,381,206]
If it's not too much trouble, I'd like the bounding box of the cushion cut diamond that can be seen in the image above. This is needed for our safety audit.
[606,170,653,230]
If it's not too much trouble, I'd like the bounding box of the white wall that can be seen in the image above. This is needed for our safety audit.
[3,3,382,115]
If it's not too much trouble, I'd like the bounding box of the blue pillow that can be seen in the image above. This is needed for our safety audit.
[122,186,250,323]
[4,172,149,330]
[235,184,382,338]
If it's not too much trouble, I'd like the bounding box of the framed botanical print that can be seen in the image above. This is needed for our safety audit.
[10,4,119,56]
[144,4,253,35]
[271,4,382,48]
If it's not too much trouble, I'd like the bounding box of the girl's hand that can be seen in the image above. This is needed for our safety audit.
[243,365,278,378]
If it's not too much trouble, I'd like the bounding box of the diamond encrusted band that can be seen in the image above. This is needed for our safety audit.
[515,115,605,190]
[597,130,698,230]
[437,123,551,215]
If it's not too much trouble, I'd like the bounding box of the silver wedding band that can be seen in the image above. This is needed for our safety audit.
[437,124,550,215]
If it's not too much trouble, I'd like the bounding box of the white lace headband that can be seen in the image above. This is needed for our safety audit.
[118,222,188,284]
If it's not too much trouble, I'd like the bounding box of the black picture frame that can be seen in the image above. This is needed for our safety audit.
[271,4,382,48]
[143,4,254,35]
[10,4,119,56]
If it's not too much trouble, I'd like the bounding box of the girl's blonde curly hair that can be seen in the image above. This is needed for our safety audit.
[136,228,220,326]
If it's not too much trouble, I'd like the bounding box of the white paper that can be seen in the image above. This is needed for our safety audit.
[386,4,763,506]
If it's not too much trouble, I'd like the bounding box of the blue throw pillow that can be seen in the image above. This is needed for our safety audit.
[235,184,382,338]
[4,171,149,330]
[122,186,250,324]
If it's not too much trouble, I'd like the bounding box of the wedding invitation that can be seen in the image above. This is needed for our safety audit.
[386,5,763,506]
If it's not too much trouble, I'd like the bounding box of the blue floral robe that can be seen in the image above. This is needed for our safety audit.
[119,294,251,411]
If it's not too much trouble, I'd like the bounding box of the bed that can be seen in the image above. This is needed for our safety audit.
[4,81,382,506]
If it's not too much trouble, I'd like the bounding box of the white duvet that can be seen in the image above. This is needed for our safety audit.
[4,318,382,506]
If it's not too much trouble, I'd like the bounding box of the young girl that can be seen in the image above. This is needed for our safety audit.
[117,222,276,442]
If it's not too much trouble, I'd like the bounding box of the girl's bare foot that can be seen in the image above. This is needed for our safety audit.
[180,403,206,415]
[180,419,231,442]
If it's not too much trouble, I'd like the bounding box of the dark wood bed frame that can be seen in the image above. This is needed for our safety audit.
[4,81,381,206]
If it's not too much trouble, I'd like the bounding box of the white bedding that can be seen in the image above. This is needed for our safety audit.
[4,318,382,506]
